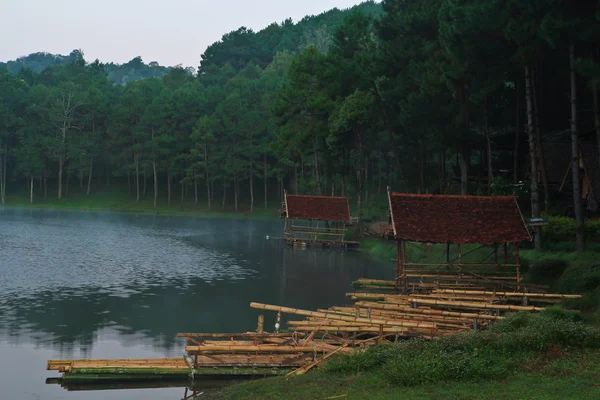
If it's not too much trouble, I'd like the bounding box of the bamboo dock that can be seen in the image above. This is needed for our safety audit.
[46,283,582,386]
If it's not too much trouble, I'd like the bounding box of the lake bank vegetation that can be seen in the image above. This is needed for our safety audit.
[215,310,600,399]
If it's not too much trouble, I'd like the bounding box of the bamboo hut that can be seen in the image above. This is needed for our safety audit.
[281,192,357,247]
[385,189,531,292]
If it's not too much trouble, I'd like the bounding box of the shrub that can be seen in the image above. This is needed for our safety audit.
[543,215,600,243]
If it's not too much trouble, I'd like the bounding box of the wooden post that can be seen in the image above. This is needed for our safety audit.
[378,325,384,345]
[504,243,509,289]
[396,240,401,288]
[446,242,450,264]
[494,244,498,266]
[515,242,521,291]
[257,314,264,334]
[402,241,408,292]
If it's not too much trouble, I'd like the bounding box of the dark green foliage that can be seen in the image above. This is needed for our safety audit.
[0,51,171,85]
[324,311,600,387]
[2,0,600,245]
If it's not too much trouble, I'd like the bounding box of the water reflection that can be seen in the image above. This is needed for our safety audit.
[0,208,391,399]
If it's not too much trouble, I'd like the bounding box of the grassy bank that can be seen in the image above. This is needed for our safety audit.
[3,184,280,219]
[215,311,600,399]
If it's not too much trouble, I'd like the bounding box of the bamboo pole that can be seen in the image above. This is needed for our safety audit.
[406,297,543,312]
[433,290,582,299]
[186,345,325,353]
[353,302,502,320]
[176,333,300,338]
[250,302,437,329]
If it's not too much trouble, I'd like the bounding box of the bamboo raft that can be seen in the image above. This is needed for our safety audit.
[47,281,583,385]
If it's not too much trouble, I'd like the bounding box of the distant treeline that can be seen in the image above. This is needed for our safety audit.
[1,0,600,251]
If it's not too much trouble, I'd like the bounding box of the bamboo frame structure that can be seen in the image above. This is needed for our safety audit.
[281,191,357,248]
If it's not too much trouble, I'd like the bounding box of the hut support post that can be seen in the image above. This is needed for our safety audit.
[494,244,498,266]
[402,241,408,292]
[396,240,401,288]
[515,242,521,291]
[257,314,265,344]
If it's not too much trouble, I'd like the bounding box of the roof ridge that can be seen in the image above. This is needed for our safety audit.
[390,193,516,200]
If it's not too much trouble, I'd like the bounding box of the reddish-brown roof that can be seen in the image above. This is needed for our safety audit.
[388,193,531,244]
[285,194,350,221]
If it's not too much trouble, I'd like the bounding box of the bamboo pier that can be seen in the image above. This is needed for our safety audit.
[46,283,583,385]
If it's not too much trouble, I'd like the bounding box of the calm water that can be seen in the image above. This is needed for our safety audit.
[0,208,391,399]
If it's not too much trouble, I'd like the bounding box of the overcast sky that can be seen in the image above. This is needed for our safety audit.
[1,0,365,67]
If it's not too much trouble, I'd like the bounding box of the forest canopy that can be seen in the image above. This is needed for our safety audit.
[1,0,599,251]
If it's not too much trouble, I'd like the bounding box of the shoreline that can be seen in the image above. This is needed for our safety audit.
[0,203,281,220]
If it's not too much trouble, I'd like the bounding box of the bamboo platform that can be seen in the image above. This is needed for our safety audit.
[47,281,583,386]
[285,237,360,249]
[47,358,190,382]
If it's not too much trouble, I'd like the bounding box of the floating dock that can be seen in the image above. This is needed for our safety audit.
[47,284,583,387]
[47,358,190,382]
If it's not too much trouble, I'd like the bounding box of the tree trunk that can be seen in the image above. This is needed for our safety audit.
[204,137,210,210]
[525,65,542,250]
[357,135,365,235]
[194,174,198,205]
[263,153,268,209]
[374,85,408,191]
[570,44,585,251]
[514,82,521,183]
[167,165,172,206]
[484,99,494,193]
[86,157,93,195]
[205,172,211,210]
[30,175,34,204]
[532,68,550,211]
[57,156,64,200]
[0,138,3,205]
[460,146,469,195]
[234,175,238,211]
[79,169,83,188]
[438,146,444,193]
[378,152,382,195]
[181,178,184,203]
[143,169,147,197]
[43,168,47,200]
[593,83,600,178]
[419,140,425,194]
[153,160,158,208]
[312,116,323,195]
[135,152,140,203]
[127,170,131,196]
[250,169,254,212]
[222,184,226,209]
[1,141,6,204]
[66,169,70,196]
[294,161,299,194]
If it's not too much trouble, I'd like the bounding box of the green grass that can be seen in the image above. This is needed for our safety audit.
[520,249,600,315]
[215,311,600,399]
[3,184,280,219]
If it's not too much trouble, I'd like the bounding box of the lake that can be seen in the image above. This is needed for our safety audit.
[0,208,392,399]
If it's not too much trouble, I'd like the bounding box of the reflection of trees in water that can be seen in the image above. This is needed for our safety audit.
[1,231,391,357]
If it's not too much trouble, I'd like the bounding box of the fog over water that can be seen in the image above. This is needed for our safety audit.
[0,208,391,399]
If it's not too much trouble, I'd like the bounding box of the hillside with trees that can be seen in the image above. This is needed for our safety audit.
[1,0,600,250]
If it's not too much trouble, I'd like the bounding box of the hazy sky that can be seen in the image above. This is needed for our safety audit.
[1,0,364,67]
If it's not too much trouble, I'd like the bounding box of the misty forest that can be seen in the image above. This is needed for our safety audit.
[2,0,600,252]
